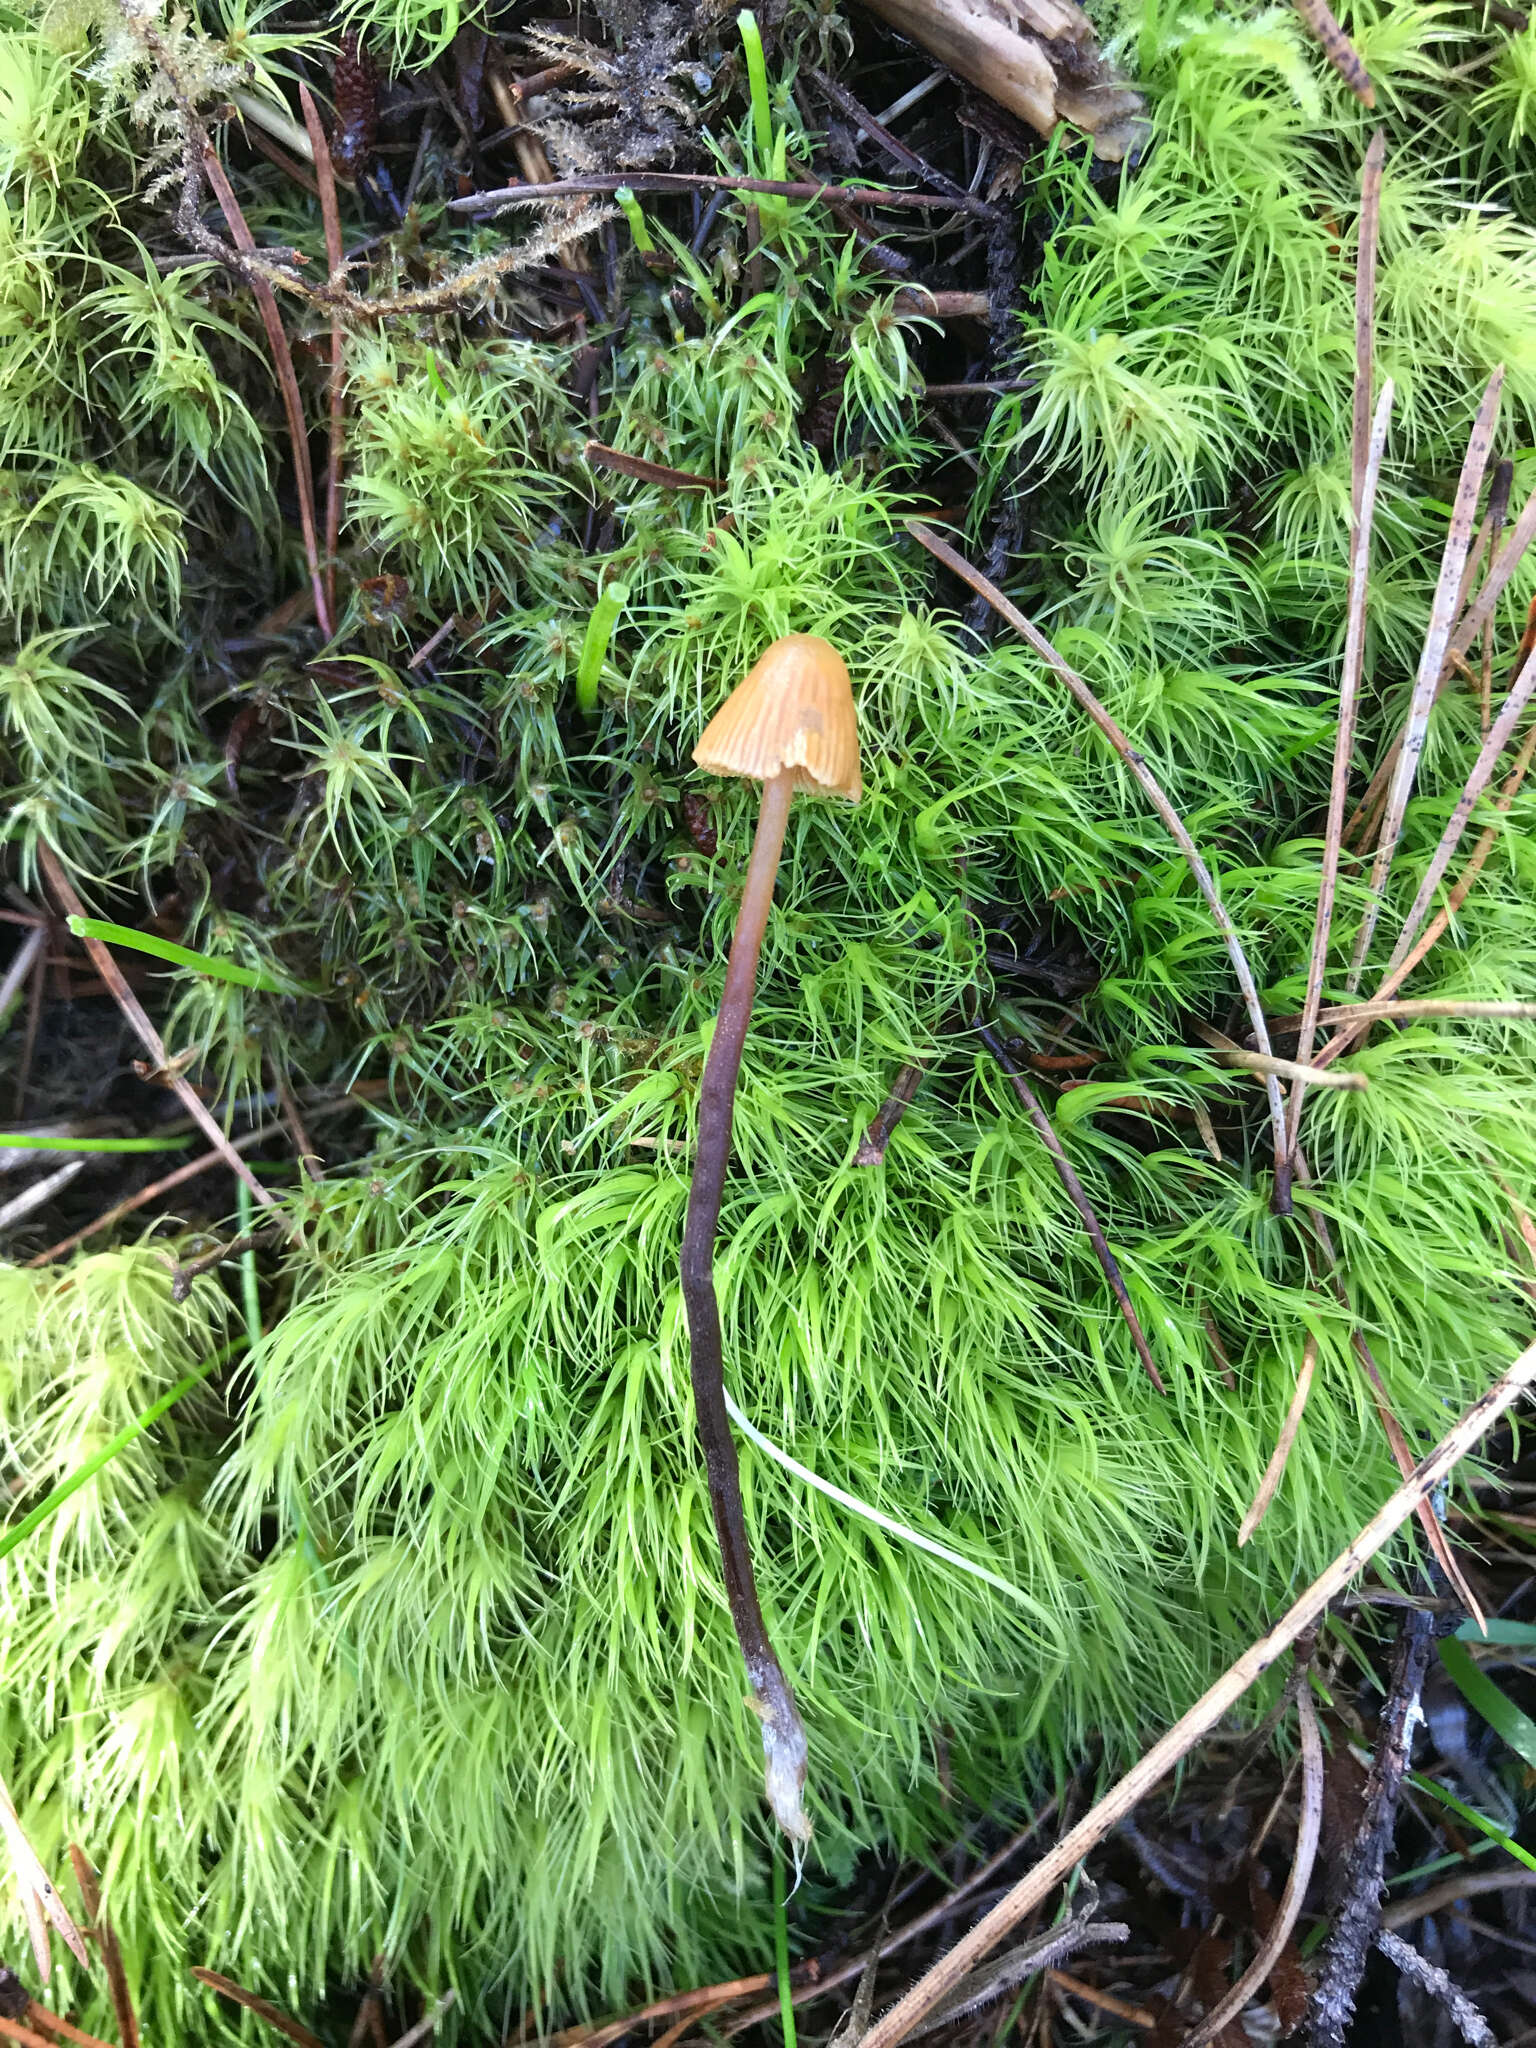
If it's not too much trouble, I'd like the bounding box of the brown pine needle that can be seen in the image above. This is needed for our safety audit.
[978,1023,1165,1392]
[298,84,346,635]
[857,1333,1536,2048]
[36,847,289,1225]
[1289,132,1389,1155]
[908,519,1296,1210]
[1239,1335,1319,1545]
[1349,368,1505,988]
[200,147,332,640]
[1292,0,1375,102]
[192,1970,324,2048]
[66,1847,139,2048]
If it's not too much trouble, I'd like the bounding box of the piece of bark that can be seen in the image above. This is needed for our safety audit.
[854,0,1147,160]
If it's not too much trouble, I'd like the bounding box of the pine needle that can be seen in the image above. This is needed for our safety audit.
[1239,1334,1319,1545]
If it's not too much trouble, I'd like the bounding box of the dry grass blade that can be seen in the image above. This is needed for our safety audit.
[36,848,288,1224]
[979,1023,1165,1391]
[1046,1971,1155,2029]
[191,1969,324,2048]
[1288,323,1393,1152]
[583,441,723,491]
[1443,485,1536,677]
[1239,1334,1319,1545]
[1180,1676,1323,2046]
[1381,1866,1536,1930]
[1348,368,1505,988]
[1283,998,1536,1029]
[0,1775,88,1978]
[1379,643,1536,981]
[1292,0,1375,102]
[200,147,332,640]
[855,1333,1536,2048]
[297,85,346,634]
[1211,1047,1365,1090]
[66,1847,138,2048]
[547,1974,774,2048]
[908,520,1296,1208]
[0,924,44,1024]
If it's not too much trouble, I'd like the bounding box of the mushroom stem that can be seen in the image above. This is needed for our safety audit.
[680,768,811,1842]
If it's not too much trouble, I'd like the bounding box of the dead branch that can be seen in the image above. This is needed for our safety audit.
[1372,1930,1495,2048]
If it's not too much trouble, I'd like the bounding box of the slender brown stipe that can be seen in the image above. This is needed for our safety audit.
[680,635,861,1841]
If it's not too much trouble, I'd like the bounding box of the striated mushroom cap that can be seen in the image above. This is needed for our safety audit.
[693,634,861,802]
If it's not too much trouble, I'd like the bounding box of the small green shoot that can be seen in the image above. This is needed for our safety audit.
[0,1131,194,1151]
[1410,1773,1536,1874]
[614,189,656,256]
[773,1838,796,2048]
[66,915,292,993]
[575,579,629,714]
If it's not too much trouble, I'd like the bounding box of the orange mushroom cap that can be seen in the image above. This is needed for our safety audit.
[693,634,861,803]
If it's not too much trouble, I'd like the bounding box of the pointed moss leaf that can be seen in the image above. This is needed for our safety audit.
[1438,1639,1536,1772]
[67,915,297,993]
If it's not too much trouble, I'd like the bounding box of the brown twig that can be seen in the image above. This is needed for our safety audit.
[448,171,1000,218]
[0,2018,63,2048]
[1182,1672,1323,2047]
[1442,488,1536,679]
[1309,1608,1434,2048]
[275,1071,322,1183]
[582,441,723,491]
[36,849,287,1225]
[854,1060,930,1165]
[977,1023,1165,1392]
[298,85,346,634]
[808,68,975,207]
[66,1846,139,2048]
[22,1121,284,1266]
[545,1975,775,2048]
[1239,1333,1319,1545]
[1348,369,1504,987]
[200,148,332,640]
[1291,0,1375,102]
[855,1333,1536,2048]
[1289,132,1389,1154]
[908,520,1296,1211]
[192,1969,324,2048]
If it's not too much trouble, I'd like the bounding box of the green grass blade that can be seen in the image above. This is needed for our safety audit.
[1438,1638,1536,1772]
[0,1131,194,1152]
[67,914,291,993]
[1410,1771,1536,1873]
[0,1337,245,1567]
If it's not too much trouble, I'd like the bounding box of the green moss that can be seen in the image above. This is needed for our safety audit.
[2,0,1536,2035]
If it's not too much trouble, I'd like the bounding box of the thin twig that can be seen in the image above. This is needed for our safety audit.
[1239,1334,1319,1545]
[22,1121,283,1266]
[856,1333,1536,2048]
[275,1071,322,1182]
[191,1969,324,2048]
[37,849,287,1224]
[978,1024,1164,1392]
[1182,1674,1323,2047]
[65,1848,138,2048]
[448,171,999,218]
[298,85,346,634]
[0,2018,63,2048]
[0,926,44,1028]
[909,521,1295,1210]
[808,69,974,207]
[1372,1930,1495,2048]
[545,1975,775,2048]
[854,1060,929,1165]
[1441,486,1536,678]
[1288,130,1390,1155]
[1348,369,1504,987]
[1292,0,1375,102]
[200,149,332,640]
[1309,1608,1434,2048]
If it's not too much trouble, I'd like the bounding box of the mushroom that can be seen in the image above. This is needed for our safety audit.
[680,633,861,1842]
